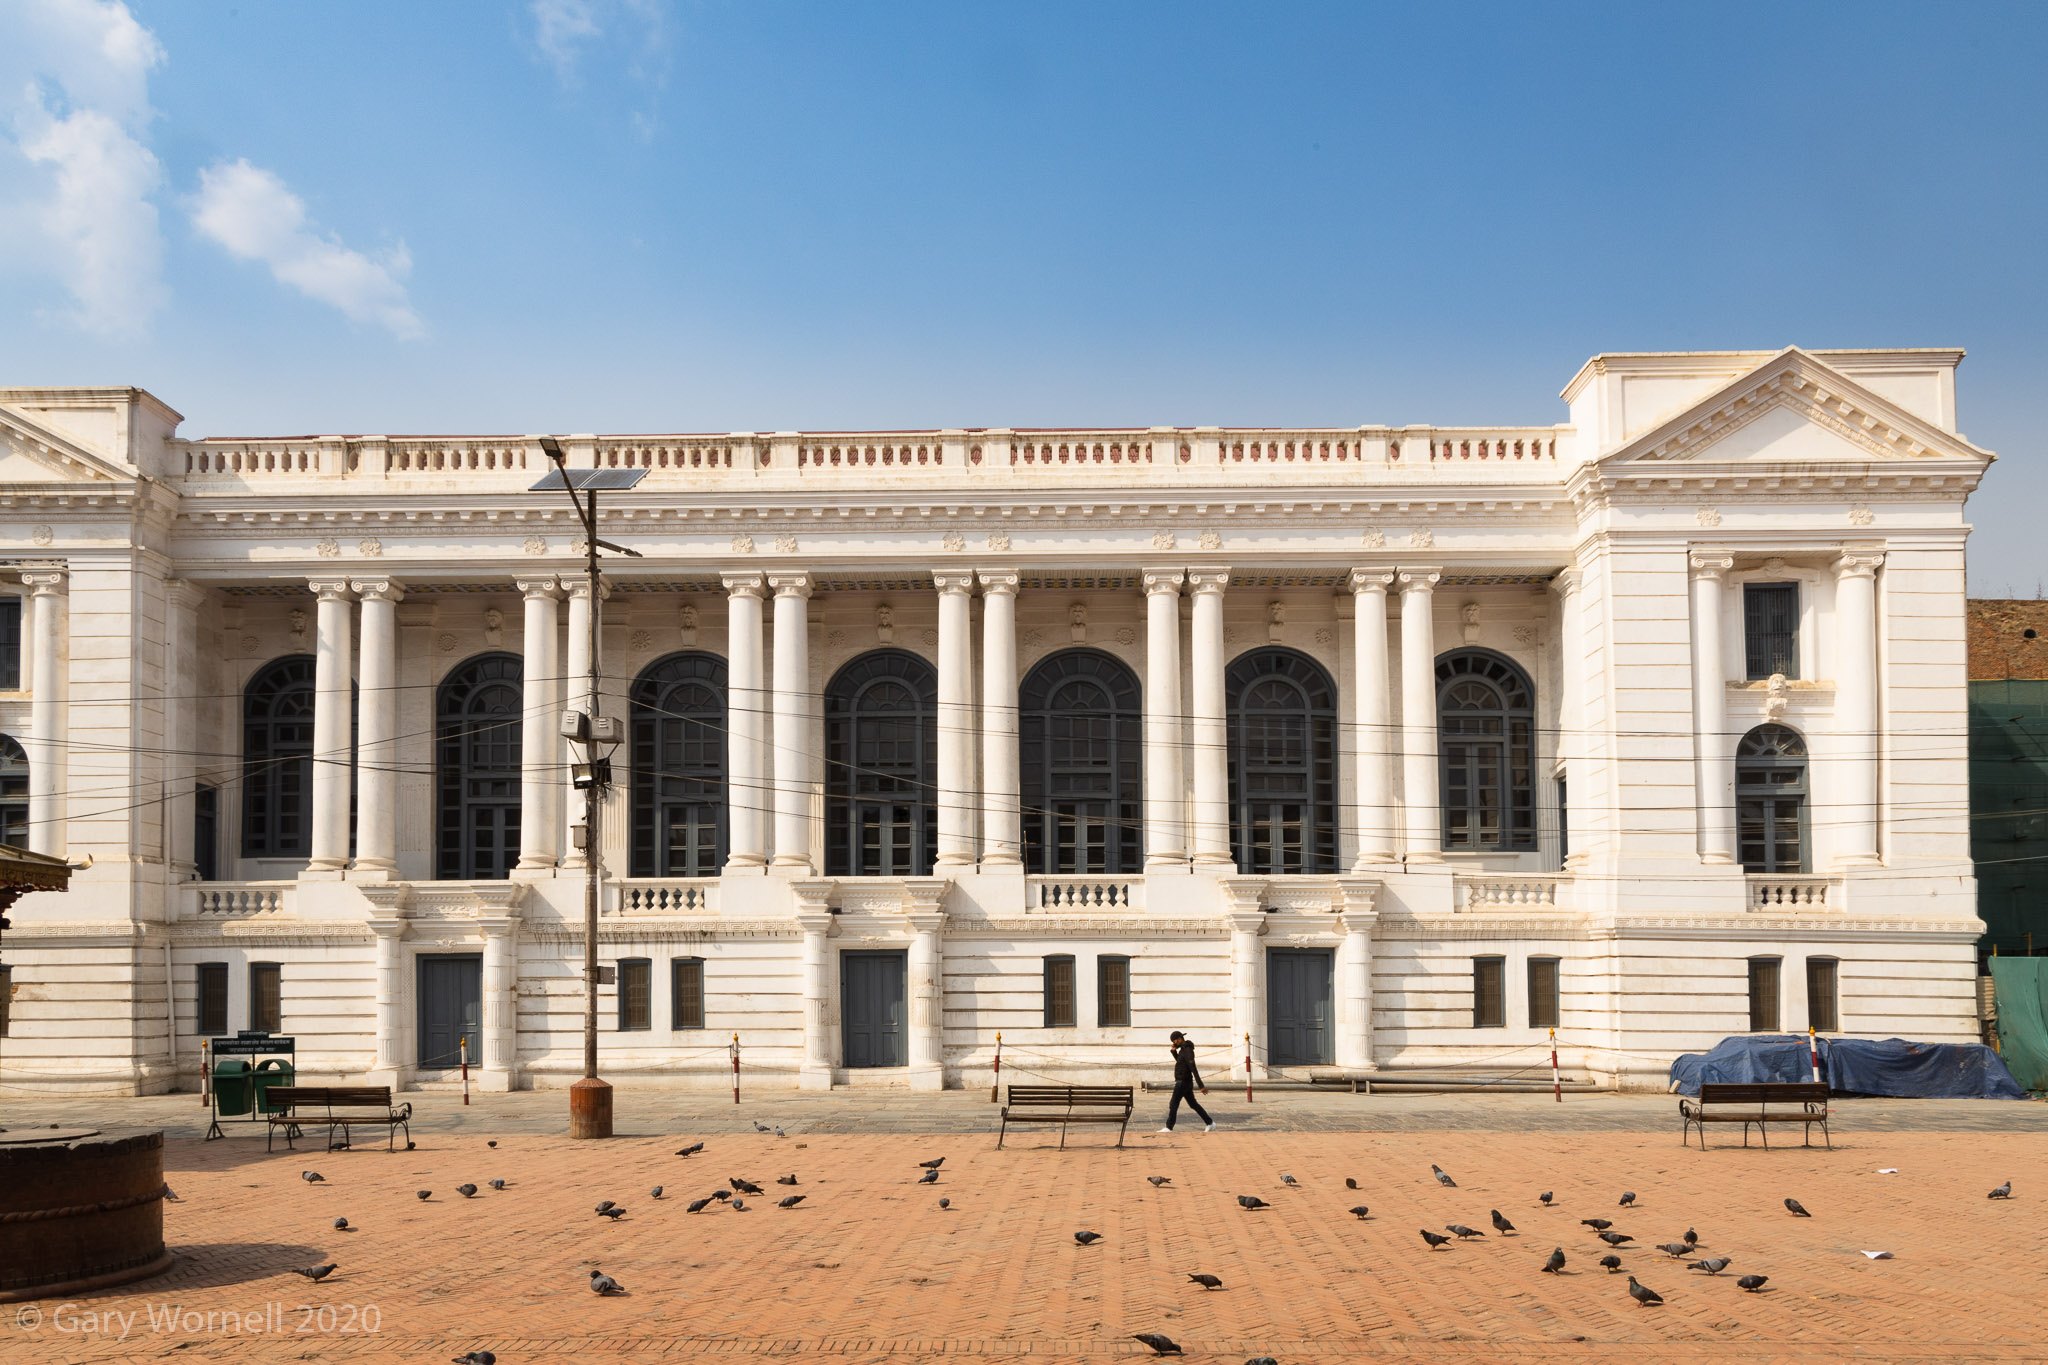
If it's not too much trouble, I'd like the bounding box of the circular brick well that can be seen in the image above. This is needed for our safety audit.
[0,1128,172,1302]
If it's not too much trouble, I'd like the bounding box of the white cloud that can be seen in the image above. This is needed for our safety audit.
[190,159,424,340]
[0,0,168,338]
[531,0,602,81]
[529,0,670,121]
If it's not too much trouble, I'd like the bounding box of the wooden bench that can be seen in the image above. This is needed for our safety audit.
[997,1084,1134,1150]
[1678,1081,1831,1150]
[266,1086,413,1153]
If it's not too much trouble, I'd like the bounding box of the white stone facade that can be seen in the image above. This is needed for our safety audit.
[0,347,1991,1094]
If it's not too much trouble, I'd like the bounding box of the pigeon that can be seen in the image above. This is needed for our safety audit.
[332,1217,352,1232]
[301,1171,325,1184]
[732,1178,764,1195]
[919,1157,945,1170]
[1626,1275,1663,1307]
[778,1195,805,1209]
[1246,1359,1279,1365]
[487,1140,497,1149]
[774,1126,787,1138]
[1075,1230,1103,1246]
[650,1186,664,1200]
[589,1270,624,1295]
[1148,1176,1172,1188]
[676,1142,704,1157]
[597,1206,625,1221]
[1598,1231,1634,1247]
[452,1353,497,1365]
[1737,1274,1769,1292]
[1345,1177,1359,1190]
[938,1198,950,1210]
[1431,1164,1457,1188]
[711,1190,732,1202]
[1420,1228,1452,1250]
[686,1197,712,1214]
[406,1141,417,1150]
[1688,1257,1731,1275]
[456,1184,478,1199]
[415,1190,432,1201]
[1599,1254,1622,1273]
[778,1175,799,1186]
[1447,1223,1485,1240]
[1539,1191,1553,1206]
[1657,1242,1690,1259]
[730,1199,748,1212]
[294,1264,338,1282]
[753,1120,772,1133]
[1618,1191,1636,1207]
[1784,1198,1811,1217]
[1988,1181,2012,1200]
[1132,1332,1182,1356]
[919,1169,940,1185]
[1683,1227,1699,1247]
[595,1201,616,1213]
[1581,1218,1612,1231]
[1238,1195,1270,1210]
[1491,1209,1516,1235]
[1280,1173,1299,1187]
[488,1179,506,1191]
[163,1184,180,1202]
[1542,1247,1565,1274]
[1187,1273,1223,1290]
[1348,1205,1371,1220]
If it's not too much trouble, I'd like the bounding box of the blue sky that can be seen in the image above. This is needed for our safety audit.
[2,1,2044,588]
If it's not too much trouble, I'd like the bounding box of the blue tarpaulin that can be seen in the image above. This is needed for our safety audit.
[1669,1034,2025,1098]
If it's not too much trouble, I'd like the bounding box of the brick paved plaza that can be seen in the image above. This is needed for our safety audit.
[7,1093,2047,1363]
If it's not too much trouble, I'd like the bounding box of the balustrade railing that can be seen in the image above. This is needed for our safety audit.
[1420,429,1559,461]
[1028,876,1143,912]
[183,443,319,476]
[185,882,292,917]
[1010,434,1157,467]
[1455,874,1569,910]
[616,879,720,914]
[1746,875,1835,910]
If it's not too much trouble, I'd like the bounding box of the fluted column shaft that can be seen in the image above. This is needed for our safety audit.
[351,578,404,874]
[1690,553,1736,864]
[769,573,814,870]
[1143,569,1186,868]
[1834,548,1886,867]
[1188,570,1232,867]
[514,577,562,872]
[21,570,67,858]
[796,909,835,1089]
[1350,570,1396,866]
[1228,909,1266,1079]
[1398,569,1442,863]
[307,578,356,872]
[368,916,407,1082]
[906,909,946,1090]
[723,573,769,868]
[1336,908,1377,1071]
[479,916,518,1087]
[934,573,978,869]
[978,571,1022,866]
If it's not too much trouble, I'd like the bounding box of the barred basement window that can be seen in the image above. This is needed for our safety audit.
[1097,955,1132,1028]
[671,957,706,1030]
[197,962,228,1036]
[1527,956,1561,1030]
[1743,582,1800,680]
[250,962,281,1034]
[1044,954,1076,1028]
[1748,957,1782,1033]
[617,958,652,1032]
[0,963,11,1037]
[1806,956,1839,1033]
[0,595,20,690]
[1472,956,1505,1029]
[0,735,27,849]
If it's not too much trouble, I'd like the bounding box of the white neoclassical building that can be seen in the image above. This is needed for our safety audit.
[0,346,1993,1094]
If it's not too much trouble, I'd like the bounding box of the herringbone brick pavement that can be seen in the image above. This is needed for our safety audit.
[9,1125,2046,1363]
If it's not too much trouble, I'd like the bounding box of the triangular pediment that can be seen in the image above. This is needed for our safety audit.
[0,406,134,485]
[1596,347,1992,470]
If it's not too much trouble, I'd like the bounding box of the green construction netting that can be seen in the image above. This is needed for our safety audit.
[1990,956,2048,1092]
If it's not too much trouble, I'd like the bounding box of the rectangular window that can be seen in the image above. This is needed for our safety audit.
[193,784,220,881]
[0,963,11,1037]
[1748,957,1782,1032]
[1043,954,1076,1028]
[1806,957,1839,1033]
[1528,956,1561,1030]
[671,957,705,1030]
[1743,582,1800,680]
[197,963,228,1036]
[249,962,281,1034]
[617,958,652,1032]
[1555,776,1568,864]
[1472,956,1505,1029]
[1097,955,1131,1028]
[0,595,20,690]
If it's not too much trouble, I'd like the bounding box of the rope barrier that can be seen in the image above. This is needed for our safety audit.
[0,1188,164,1224]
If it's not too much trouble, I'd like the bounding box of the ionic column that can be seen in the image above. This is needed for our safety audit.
[513,577,563,873]
[306,577,356,874]
[1551,568,1584,868]
[1689,553,1736,864]
[769,572,814,871]
[905,889,947,1091]
[1143,569,1187,868]
[559,577,607,870]
[934,572,978,869]
[978,570,1022,867]
[351,578,404,877]
[796,896,837,1090]
[1188,569,1233,867]
[722,572,769,869]
[1349,570,1396,867]
[1834,547,1886,868]
[365,911,408,1087]
[1227,906,1268,1079]
[1335,877,1380,1072]
[20,570,67,859]
[1398,568,1442,863]
[478,912,520,1090]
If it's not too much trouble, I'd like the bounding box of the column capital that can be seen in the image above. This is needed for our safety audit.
[165,576,208,610]
[1551,567,1581,598]
[931,571,978,595]
[350,577,406,604]
[789,878,837,915]
[1348,568,1396,595]
[1141,567,1185,596]
[308,576,355,601]
[18,567,66,595]
[976,568,1020,595]
[767,570,814,599]
[1688,551,1736,581]
[796,909,839,937]
[513,575,561,599]
[1333,875,1383,915]
[1834,546,1886,579]
[1185,568,1231,594]
[562,576,611,602]
[720,570,768,598]
[1226,908,1270,936]
[1396,567,1441,592]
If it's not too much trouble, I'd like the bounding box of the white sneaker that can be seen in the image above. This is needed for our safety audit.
[1203,1123,1216,1133]
[1156,1127,1174,1134]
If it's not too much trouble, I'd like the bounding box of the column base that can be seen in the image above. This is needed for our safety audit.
[1146,854,1190,872]
[798,1063,835,1091]
[346,863,399,883]
[568,1076,614,1138]
[365,1064,413,1091]
[559,854,588,871]
[907,1062,945,1092]
[1700,852,1736,866]
[1191,851,1237,869]
[934,853,976,871]
[723,855,768,875]
[510,862,558,881]
[1350,853,1397,871]
[297,864,347,882]
[474,1067,517,1094]
[1403,852,1443,867]
[977,852,1022,869]
[771,856,816,874]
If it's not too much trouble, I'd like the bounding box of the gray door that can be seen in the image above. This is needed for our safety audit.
[1267,948,1334,1067]
[418,954,483,1069]
[840,951,907,1068]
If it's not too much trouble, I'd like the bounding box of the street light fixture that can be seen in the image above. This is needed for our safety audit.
[530,439,645,1139]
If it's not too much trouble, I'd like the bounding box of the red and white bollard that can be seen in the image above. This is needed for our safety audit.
[1549,1027,1561,1104]
[1244,1031,1254,1103]
[460,1034,470,1106]
[991,1031,1002,1103]
[1808,1025,1822,1085]
[731,1032,741,1105]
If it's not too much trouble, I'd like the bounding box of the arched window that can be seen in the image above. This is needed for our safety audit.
[1437,649,1536,852]
[1737,724,1808,874]
[241,655,316,859]
[1019,650,1142,874]
[630,652,728,876]
[826,650,937,877]
[0,734,27,848]
[436,653,524,880]
[1227,648,1338,873]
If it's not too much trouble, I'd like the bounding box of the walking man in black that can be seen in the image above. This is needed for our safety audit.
[1157,1030,1214,1133]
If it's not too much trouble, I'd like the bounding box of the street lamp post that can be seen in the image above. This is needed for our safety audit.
[531,440,644,1139]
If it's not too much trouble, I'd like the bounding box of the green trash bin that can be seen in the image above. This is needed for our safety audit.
[252,1057,296,1115]
[213,1057,252,1117]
